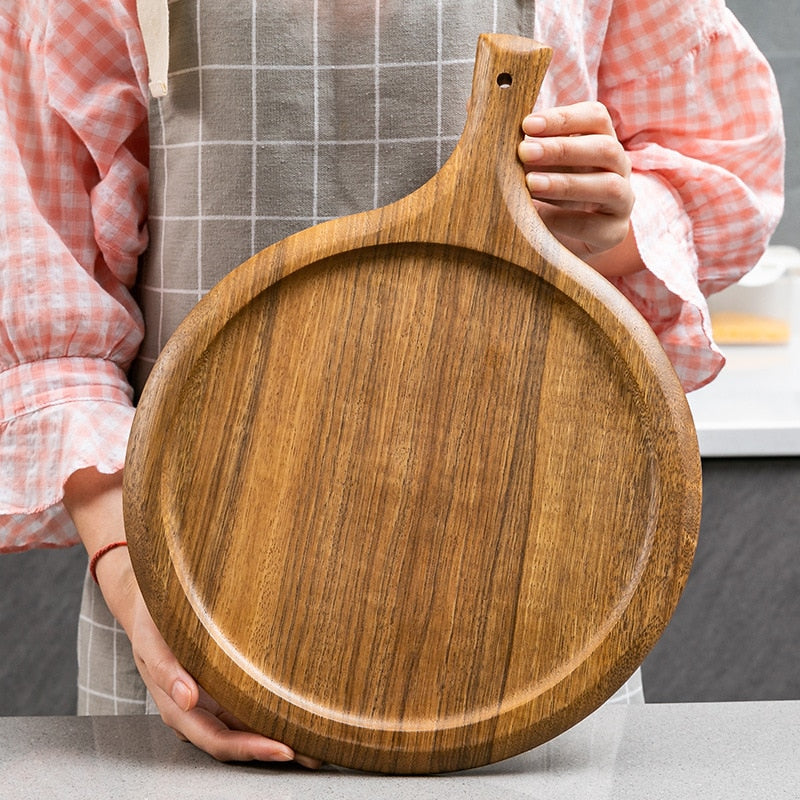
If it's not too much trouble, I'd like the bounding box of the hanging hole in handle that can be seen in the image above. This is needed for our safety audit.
[496,72,513,89]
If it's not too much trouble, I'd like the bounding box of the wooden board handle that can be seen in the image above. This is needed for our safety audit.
[461,34,552,185]
[366,34,555,270]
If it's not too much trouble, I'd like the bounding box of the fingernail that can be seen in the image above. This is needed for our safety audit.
[295,754,322,769]
[519,141,544,161]
[171,679,192,711]
[275,746,295,762]
[526,173,550,192]
[523,115,546,134]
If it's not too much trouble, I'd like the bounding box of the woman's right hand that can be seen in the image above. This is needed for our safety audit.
[64,467,321,767]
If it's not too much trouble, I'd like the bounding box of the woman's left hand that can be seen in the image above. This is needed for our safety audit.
[518,101,643,276]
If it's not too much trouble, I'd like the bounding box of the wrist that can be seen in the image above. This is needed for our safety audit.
[92,543,140,633]
[63,467,141,630]
[89,540,128,583]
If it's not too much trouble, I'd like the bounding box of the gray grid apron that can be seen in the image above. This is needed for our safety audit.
[79,0,643,716]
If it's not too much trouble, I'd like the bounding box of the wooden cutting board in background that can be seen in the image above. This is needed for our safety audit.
[124,34,701,774]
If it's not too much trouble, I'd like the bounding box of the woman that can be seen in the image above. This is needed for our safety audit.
[0,0,784,764]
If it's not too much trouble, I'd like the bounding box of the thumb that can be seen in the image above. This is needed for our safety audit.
[129,599,200,713]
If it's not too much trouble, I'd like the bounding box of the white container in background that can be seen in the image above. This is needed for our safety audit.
[707,245,800,343]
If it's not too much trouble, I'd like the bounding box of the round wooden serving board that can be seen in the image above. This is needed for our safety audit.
[124,35,702,774]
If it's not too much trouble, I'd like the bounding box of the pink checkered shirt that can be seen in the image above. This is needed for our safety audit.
[0,0,785,551]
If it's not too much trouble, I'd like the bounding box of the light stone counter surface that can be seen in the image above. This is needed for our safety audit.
[1,701,798,799]
[688,249,800,457]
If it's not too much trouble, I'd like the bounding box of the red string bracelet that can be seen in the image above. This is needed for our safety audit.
[89,541,128,584]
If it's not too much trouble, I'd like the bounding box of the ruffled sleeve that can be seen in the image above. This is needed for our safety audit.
[0,0,150,551]
[537,0,785,392]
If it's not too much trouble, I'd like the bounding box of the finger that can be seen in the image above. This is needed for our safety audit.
[294,753,325,770]
[522,101,616,137]
[193,688,322,766]
[148,680,296,762]
[121,585,299,764]
[519,134,630,176]
[165,704,296,763]
[526,170,634,218]
[533,200,631,256]
[130,605,200,713]
[132,634,293,761]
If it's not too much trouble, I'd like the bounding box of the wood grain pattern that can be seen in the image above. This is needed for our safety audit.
[124,35,701,773]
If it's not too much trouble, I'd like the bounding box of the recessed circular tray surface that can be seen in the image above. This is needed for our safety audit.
[124,35,701,774]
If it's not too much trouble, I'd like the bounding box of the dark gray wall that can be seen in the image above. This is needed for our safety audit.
[642,458,800,702]
[0,546,85,715]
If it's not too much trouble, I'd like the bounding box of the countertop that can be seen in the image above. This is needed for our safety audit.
[1,701,797,798]
[688,252,800,457]
[688,336,800,456]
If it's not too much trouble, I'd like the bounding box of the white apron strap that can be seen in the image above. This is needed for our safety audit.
[136,0,170,97]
